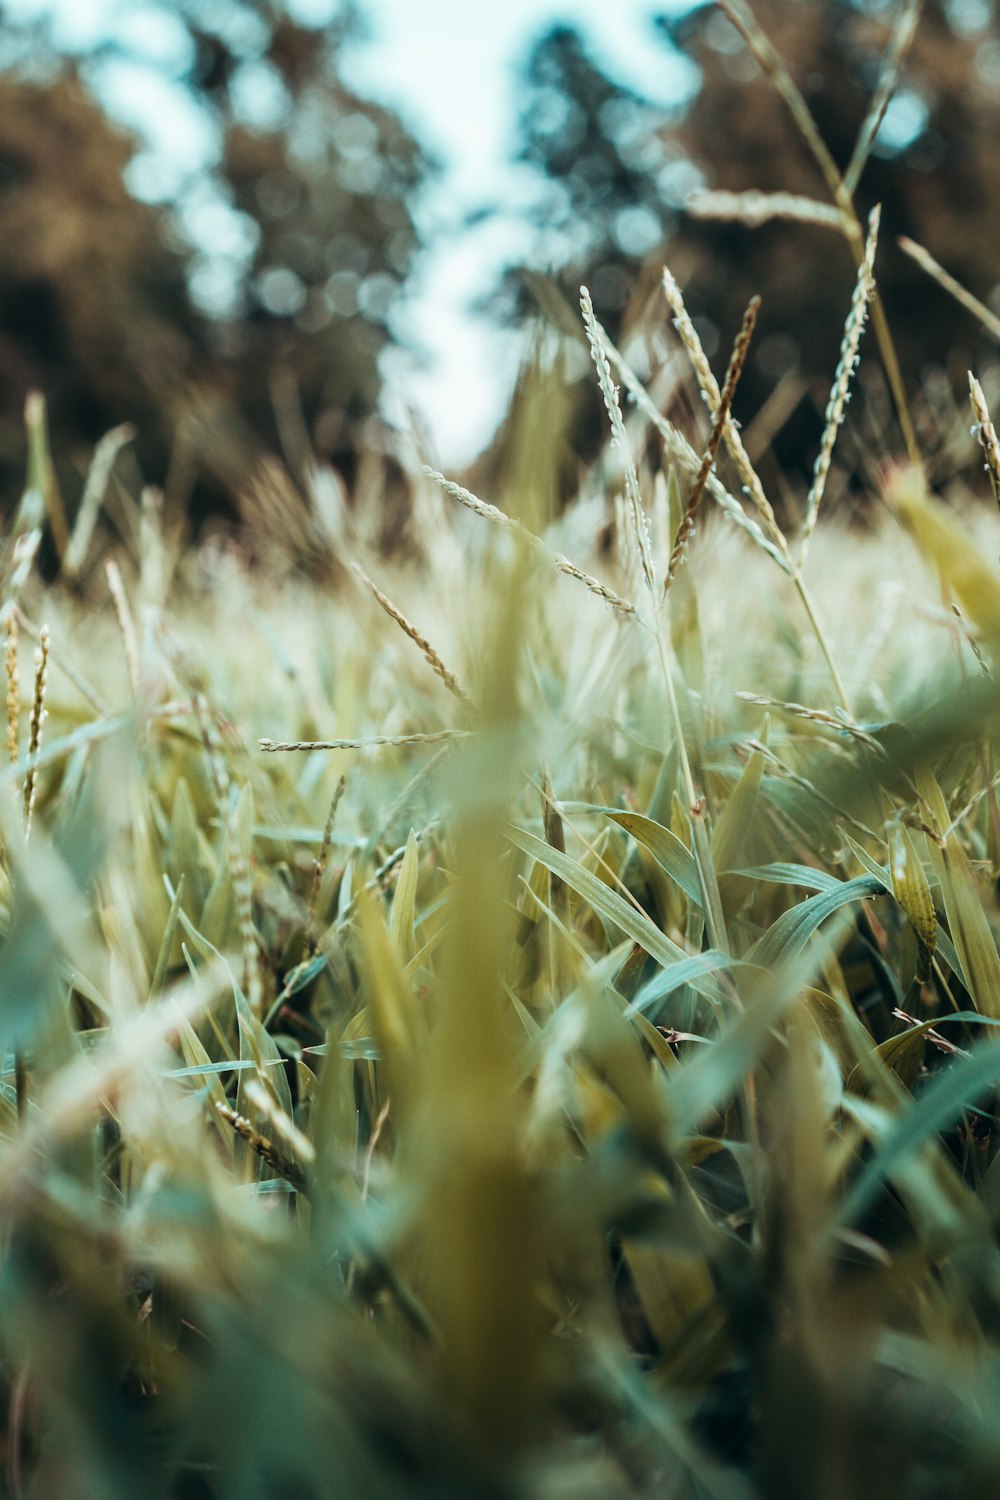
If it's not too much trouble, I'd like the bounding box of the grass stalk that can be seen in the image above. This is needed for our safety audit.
[717,0,920,465]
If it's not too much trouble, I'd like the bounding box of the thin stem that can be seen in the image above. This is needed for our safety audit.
[653,625,729,956]
[719,0,919,465]
[15,1049,27,1125]
[793,571,853,716]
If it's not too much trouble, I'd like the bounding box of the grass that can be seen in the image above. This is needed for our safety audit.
[3,4,1000,1496]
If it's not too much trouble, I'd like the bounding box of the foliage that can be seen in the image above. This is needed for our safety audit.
[4,4,1000,1497]
[498,24,672,334]
[0,1,434,523]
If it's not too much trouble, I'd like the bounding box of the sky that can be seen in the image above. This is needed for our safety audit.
[5,0,696,465]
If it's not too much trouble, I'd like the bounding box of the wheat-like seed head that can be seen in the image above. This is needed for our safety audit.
[579,286,656,599]
[736,689,885,752]
[22,623,49,837]
[259,731,468,753]
[423,469,637,618]
[216,1101,308,1191]
[351,562,471,706]
[189,688,232,808]
[969,374,1000,510]
[592,319,794,575]
[800,205,881,562]
[662,268,785,553]
[666,296,761,591]
[5,612,19,793]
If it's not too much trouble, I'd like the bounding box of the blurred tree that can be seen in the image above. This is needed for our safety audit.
[663,0,1000,476]
[497,25,675,339]
[0,0,435,532]
[497,0,1000,496]
[0,68,205,509]
[476,25,676,505]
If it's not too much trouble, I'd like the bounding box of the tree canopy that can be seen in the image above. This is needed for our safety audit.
[0,0,435,526]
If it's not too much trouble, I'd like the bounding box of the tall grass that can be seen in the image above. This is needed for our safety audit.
[2,4,1000,1496]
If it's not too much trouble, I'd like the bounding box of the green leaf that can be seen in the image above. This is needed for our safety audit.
[711,716,766,874]
[734,863,842,893]
[507,824,706,980]
[603,810,702,906]
[174,1009,235,1161]
[838,1039,1000,1230]
[916,765,1000,1017]
[748,875,885,969]
[629,951,744,1013]
[389,829,420,966]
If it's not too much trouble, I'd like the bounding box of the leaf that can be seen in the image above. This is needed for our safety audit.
[916,765,1000,1017]
[170,777,208,909]
[0,716,129,793]
[389,829,420,967]
[842,833,891,887]
[280,952,328,998]
[667,913,858,1136]
[355,883,424,1113]
[629,951,745,1014]
[165,1058,279,1079]
[234,984,294,1124]
[0,787,107,1057]
[711,716,766,874]
[886,465,1000,639]
[150,873,186,996]
[603,810,702,905]
[507,825,720,988]
[748,875,885,969]
[173,1009,234,1161]
[200,861,236,954]
[874,1009,995,1080]
[734,863,842,893]
[838,1038,1000,1231]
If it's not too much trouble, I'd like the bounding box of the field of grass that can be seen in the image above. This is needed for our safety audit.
[4,7,1000,1496]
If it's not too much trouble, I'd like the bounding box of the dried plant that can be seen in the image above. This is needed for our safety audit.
[7,9,1000,1498]
[665,295,761,590]
[259,731,468,752]
[970,373,1000,509]
[580,284,656,599]
[21,622,48,836]
[351,562,471,706]
[900,237,1000,343]
[686,189,845,230]
[800,205,881,561]
[424,467,637,617]
[105,556,140,697]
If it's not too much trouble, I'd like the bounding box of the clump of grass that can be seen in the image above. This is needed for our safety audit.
[2,5,1000,1498]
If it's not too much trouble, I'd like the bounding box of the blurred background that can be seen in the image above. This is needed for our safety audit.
[0,0,997,535]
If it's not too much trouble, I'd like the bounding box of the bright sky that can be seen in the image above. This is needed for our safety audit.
[5,0,696,466]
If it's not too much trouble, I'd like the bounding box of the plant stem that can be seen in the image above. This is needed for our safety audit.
[794,571,853,716]
[654,623,729,956]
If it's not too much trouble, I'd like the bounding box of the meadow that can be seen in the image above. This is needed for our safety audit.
[3,4,1000,1496]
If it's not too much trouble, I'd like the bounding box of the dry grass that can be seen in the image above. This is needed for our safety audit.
[2,4,1000,1497]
